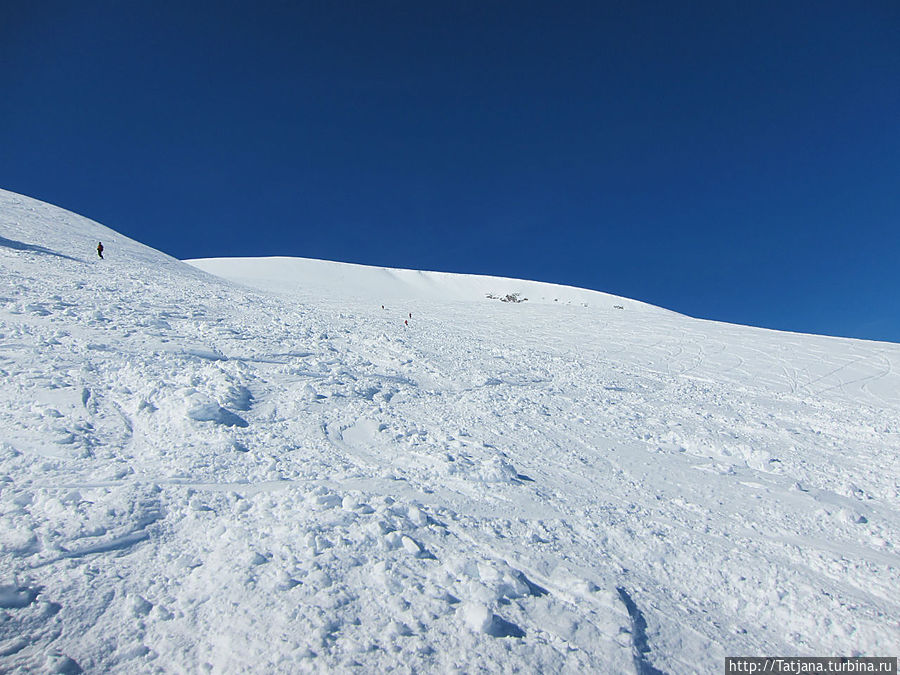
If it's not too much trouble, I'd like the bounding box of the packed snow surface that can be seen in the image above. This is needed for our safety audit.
[1,187,898,673]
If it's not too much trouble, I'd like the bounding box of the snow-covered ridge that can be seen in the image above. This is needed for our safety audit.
[186,255,676,313]
[2,188,899,673]
[0,188,191,272]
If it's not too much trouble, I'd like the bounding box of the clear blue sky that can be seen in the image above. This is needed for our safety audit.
[2,2,898,342]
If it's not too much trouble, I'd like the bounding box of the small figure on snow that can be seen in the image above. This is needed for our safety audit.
[404,320,408,326]
[408,312,412,319]
[96,242,104,259]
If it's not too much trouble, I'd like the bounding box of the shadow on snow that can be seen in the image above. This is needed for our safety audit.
[0,235,84,262]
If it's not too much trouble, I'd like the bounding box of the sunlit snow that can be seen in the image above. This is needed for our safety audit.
[1,188,898,672]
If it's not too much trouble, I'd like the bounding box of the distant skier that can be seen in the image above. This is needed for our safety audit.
[96,242,104,259]
[404,320,408,326]
[408,312,412,319]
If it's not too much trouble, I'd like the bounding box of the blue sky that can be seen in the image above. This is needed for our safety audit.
[2,2,898,342]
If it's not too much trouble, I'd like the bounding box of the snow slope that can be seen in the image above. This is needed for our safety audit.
[185,255,674,313]
[2,187,899,673]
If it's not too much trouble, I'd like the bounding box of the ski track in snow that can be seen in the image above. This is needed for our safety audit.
[1,188,899,672]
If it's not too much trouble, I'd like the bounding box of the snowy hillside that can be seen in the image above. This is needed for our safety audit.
[2,187,899,673]
[186,256,674,313]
